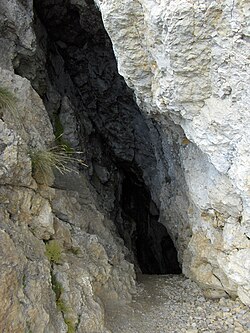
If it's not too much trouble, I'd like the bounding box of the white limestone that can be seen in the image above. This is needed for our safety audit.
[95,0,250,304]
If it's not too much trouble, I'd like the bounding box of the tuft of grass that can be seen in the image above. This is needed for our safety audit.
[29,145,87,185]
[45,240,62,264]
[0,86,17,110]
[25,321,33,333]
[56,298,69,313]
[51,273,69,313]
[51,273,75,333]
[51,273,64,300]
[65,318,75,333]
[22,274,27,289]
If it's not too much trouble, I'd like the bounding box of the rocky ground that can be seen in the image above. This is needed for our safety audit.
[106,275,250,333]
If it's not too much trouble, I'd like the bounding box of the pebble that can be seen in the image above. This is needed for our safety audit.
[106,275,250,333]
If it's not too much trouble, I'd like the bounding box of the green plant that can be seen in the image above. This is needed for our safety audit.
[51,273,69,313]
[54,115,73,152]
[0,86,17,110]
[56,298,69,313]
[25,321,33,333]
[22,274,27,289]
[45,240,62,264]
[29,145,87,184]
[51,273,74,332]
[54,114,64,140]
[65,318,75,333]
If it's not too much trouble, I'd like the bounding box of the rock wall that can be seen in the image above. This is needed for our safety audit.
[95,0,250,305]
[0,1,135,332]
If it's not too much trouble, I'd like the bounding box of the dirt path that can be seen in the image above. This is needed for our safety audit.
[106,275,250,333]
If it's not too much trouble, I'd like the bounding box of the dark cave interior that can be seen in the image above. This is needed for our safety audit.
[15,0,181,275]
[120,170,181,274]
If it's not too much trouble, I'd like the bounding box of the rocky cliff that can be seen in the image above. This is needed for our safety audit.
[0,0,249,332]
[0,1,136,332]
[95,0,250,304]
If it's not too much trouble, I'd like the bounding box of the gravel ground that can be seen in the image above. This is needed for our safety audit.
[106,275,250,333]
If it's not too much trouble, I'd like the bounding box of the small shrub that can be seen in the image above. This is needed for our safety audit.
[45,240,62,264]
[29,145,87,185]
[0,86,17,110]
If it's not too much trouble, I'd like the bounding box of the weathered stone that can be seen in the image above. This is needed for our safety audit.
[0,206,67,333]
[96,0,250,305]
[0,2,136,328]
[30,195,55,240]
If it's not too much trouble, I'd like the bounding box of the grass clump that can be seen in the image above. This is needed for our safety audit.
[56,298,69,313]
[65,318,75,333]
[29,145,87,185]
[51,274,68,311]
[51,273,75,333]
[0,86,17,111]
[45,240,62,264]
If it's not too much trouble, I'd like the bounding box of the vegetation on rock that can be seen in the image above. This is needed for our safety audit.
[65,318,76,333]
[51,273,75,333]
[0,86,17,111]
[45,240,62,264]
[29,145,87,185]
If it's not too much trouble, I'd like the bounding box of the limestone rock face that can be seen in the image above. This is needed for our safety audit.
[0,0,35,71]
[95,0,250,304]
[0,1,135,332]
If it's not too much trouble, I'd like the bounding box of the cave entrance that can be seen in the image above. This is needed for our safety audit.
[119,171,181,275]
[22,0,182,276]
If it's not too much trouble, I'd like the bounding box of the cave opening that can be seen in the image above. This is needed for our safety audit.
[119,170,181,274]
[16,0,181,275]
